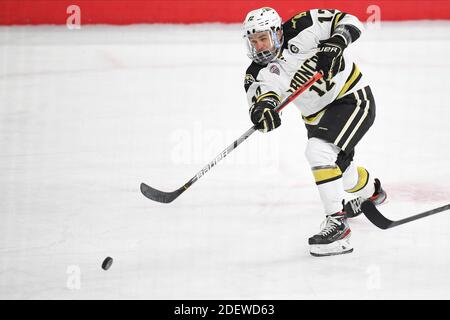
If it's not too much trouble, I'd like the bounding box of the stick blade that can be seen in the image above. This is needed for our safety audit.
[361,200,394,229]
[140,182,182,203]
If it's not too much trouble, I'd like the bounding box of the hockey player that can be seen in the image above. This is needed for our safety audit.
[242,7,387,257]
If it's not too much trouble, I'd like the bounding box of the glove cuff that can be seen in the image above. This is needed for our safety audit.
[332,25,352,47]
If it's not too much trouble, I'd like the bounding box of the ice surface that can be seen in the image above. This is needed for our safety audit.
[0,21,449,299]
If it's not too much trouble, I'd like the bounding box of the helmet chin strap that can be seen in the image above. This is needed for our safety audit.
[272,30,281,49]
[271,29,284,60]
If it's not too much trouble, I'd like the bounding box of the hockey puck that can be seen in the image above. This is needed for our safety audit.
[102,257,113,270]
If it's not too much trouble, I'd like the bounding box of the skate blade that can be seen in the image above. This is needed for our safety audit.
[372,190,388,207]
[310,248,353,257]
[309,238,353,257]
[376,193,388,206]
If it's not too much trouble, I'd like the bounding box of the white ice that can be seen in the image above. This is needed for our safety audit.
[0,21,449,299]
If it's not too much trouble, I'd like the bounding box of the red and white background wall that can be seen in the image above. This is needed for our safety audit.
[1,0,450,25]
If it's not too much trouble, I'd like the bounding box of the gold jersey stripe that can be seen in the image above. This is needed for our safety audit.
[302,109,326,124]
[332,12,345,32]
[337,64,361,99]
[346,167,369,193]
[256,92,281,103]
[313,166,343,185]
[291,11,308,29]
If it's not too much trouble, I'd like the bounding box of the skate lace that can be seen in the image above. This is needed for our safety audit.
[319,216,341,236]
[349,197,363,213]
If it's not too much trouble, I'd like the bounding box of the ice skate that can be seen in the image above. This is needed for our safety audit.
[309,211,353,257]
[345,178,387,218]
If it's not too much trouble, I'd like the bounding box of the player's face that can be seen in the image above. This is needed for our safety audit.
[245,29,282,65]
[248,31,274,53]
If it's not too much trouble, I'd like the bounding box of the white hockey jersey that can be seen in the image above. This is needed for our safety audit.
[245,9,366,124]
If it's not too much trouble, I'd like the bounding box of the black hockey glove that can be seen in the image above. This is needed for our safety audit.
[316,36,347,81]
[250,99,281,133]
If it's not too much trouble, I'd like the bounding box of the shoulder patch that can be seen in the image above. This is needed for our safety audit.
[244,61,264,92]
[269,65,280,75]
[244,73,255,91]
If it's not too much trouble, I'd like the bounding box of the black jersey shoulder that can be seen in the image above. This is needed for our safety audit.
[282,10,314,44]
[244,61,265,92]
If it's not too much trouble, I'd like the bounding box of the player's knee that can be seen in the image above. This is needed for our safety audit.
[304,138,339,167]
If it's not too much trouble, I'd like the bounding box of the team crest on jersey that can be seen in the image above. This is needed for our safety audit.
[269,65,280,75]
[289,44,300,54]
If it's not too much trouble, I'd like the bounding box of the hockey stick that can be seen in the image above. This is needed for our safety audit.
[362,201,450,229]
[140,72,323,203]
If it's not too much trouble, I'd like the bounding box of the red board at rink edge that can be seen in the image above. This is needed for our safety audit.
[1,0,450,25]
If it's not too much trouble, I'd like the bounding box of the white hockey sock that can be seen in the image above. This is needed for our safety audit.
[305,138,346,214]
[343,162,375,199]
